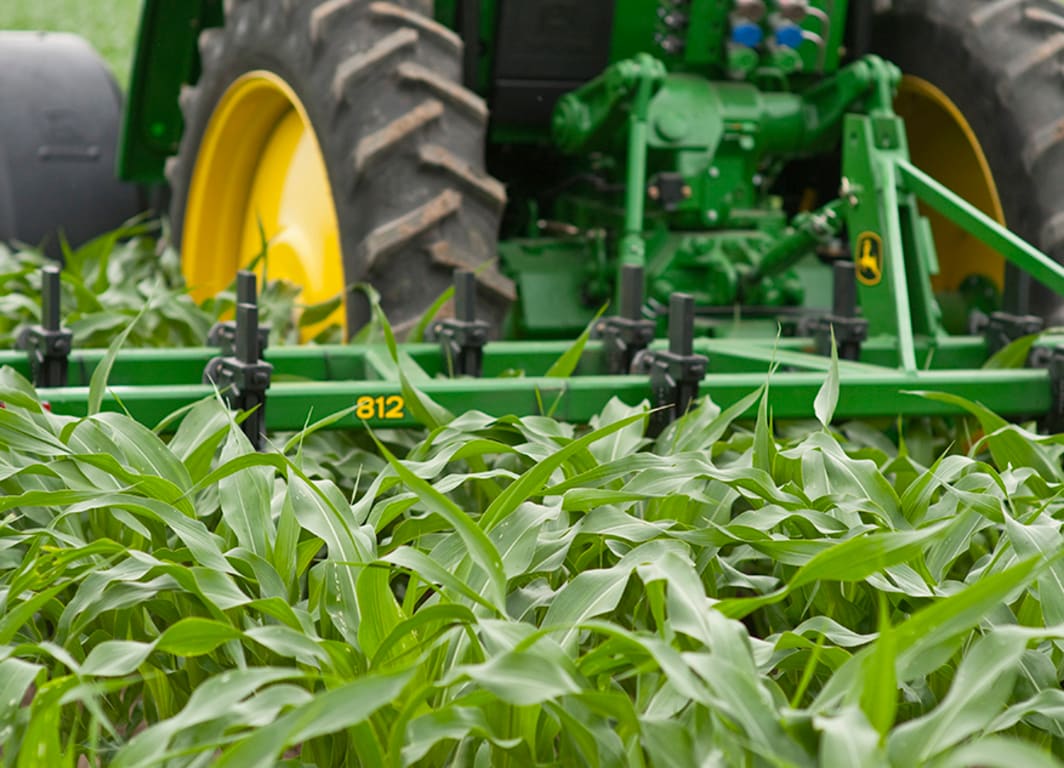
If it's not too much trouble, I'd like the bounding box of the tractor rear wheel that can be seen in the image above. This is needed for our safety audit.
[872,0,1064,323]
[167,0,512,338]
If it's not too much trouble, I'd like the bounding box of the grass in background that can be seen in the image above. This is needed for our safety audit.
[0,0,141,89]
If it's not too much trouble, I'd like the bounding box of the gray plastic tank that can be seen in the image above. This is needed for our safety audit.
[0,31,142,253]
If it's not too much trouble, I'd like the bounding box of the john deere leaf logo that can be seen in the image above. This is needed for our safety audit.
[855,232,883,286]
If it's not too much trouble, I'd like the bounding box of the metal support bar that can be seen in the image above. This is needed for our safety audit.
[636,293,708,436]
[17,265,73,388]
[0,335,1001,387]
[35,366,1052,431]
[897,160,1064,299]
[596,265,656,374]
[204,296,273,450]
[427,270,490,377]
[620,57,666,275]
[879,158,919,372]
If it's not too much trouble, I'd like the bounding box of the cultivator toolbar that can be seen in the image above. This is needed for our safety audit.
[10,79,1064,446]
[9,2,1064,447]
[5,257,1064,450]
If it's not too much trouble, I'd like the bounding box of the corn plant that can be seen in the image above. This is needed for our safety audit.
[2,350,1064,766]
[0,222,346,350]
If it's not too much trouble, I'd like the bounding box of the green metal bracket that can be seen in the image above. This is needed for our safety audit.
[837,68,1064,376]
[552,54,668,286]
[838,58,942,373]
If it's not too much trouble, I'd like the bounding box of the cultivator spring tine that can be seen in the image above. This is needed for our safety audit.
[16,264,73,388]
[427,270,490,377]
[811,261,868,361]
[207,270,270,357]
[203,274,273,450]
[596,265,656,375]
[636,292,708,437]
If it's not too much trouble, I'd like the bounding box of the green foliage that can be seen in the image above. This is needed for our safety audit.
[0,227,212,349]
[1,367,1064,765]
[0,226,343,350]
[3,223,1064,763]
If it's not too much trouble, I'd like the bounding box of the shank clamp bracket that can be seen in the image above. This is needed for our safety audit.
[635,292,707,437]
[809,261,868,361]
[984,311,1043,358]
[427,270,490,377]
[18,265,72,388]
[595,265,656,375]
[205,274,273,450]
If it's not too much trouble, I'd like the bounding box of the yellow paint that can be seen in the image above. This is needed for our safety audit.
[181,71,344,337]
[355,395,406,420]
[895,75,1007,292]
[856,232,883,286]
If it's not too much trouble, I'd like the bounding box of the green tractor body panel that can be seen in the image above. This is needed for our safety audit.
[118,0,222,183]
[114,0,1056,334]
[101,0,1064,431]
[120,0,849,179]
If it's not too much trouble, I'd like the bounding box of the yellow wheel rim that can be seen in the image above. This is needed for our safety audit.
[182,71,345,337]
[895,75,1007,292]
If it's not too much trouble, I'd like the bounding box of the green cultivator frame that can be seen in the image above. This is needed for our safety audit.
[7,0,1064,442]
[5,314,1062,430]
[10,96,1064,440]
[8,125,1064,448]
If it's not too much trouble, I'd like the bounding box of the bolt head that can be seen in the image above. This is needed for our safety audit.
[734,0,766,21]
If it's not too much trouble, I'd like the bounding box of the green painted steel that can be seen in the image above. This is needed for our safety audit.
[0,334,1000,386]
[27,368,1048,431]
[104,0,1064,437]
[118,0,222,183]
[897,161,1064,301]
[1,332,1055,432]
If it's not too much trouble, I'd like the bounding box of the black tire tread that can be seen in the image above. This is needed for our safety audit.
[873,0,1064,318]
[167,0,511,334]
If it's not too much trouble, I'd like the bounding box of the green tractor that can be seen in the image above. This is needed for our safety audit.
[5,0,1064,437]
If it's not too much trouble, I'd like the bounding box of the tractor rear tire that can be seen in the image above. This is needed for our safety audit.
[872,0,1064,322]
[167,0,512,337]
[0,32,142,255]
